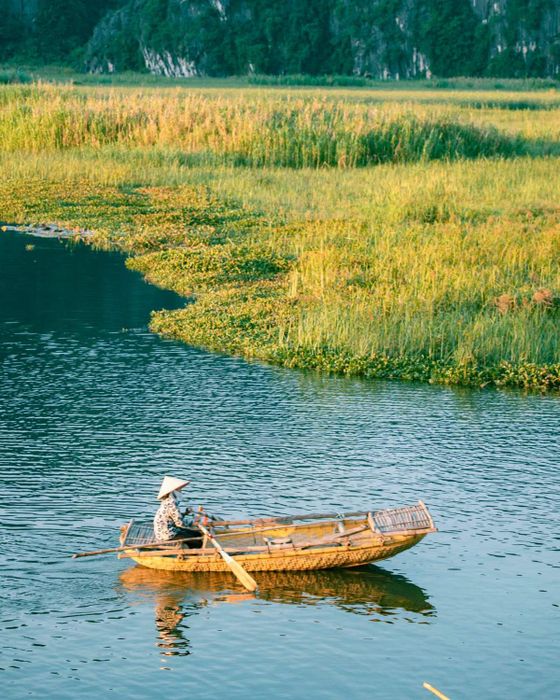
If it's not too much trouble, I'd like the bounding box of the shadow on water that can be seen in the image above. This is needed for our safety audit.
[0,231,184,333]
[118,565,435,656]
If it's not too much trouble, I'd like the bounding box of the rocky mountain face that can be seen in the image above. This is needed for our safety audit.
[84,0,560,78]
[3,0,560,78]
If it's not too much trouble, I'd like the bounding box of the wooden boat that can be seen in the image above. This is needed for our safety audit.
[117,501,436,573]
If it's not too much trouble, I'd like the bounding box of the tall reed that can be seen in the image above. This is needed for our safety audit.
[0,85,535,165]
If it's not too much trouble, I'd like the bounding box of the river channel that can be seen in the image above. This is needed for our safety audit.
[0,230,558,699]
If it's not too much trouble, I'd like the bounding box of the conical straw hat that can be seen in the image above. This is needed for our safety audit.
[157,476,190,500]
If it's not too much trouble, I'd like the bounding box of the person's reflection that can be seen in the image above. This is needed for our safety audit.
[152,588,254,657]
[118,568,209,659]
[154,590,190,656]
[117,569,257,661]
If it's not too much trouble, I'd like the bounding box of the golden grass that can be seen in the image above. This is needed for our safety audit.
[1,80,559,389]
[2,84,558,162]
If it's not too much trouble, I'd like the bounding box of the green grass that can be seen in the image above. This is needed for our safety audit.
[1,78,559,390]
[2,65,558,91]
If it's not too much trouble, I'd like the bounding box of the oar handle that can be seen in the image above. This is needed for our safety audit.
[197,521,214,540]
[72,535,202,559]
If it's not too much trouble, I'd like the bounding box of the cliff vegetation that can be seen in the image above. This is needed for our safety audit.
[2,0,560,79]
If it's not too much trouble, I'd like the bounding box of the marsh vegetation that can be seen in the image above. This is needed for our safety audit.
[1,79,559,389]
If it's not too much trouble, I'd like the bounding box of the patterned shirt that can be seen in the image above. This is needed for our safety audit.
[153,494,193,541]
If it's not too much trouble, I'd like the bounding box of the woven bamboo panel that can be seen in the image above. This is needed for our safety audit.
[372,503,433,534]
[124,520,158,546]
[129,536,424,572]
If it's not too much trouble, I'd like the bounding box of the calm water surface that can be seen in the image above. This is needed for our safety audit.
[0,231,558,699]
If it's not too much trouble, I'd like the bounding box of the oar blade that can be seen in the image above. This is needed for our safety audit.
[198,521,258,592]
[220,550,259,592]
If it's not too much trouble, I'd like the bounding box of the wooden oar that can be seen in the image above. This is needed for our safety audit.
[72,536,201,559]
[423,682,450,700]
[197,522,258,592]
[74,521,373,560]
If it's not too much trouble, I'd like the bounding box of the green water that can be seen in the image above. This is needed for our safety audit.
[0,231,558,699]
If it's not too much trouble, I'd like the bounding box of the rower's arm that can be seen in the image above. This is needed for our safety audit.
[182,506,195,526]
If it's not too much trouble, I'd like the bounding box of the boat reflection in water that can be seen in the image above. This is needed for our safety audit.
[118,565,435,657]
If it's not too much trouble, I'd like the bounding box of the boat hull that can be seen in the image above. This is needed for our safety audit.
[126,533,426,573]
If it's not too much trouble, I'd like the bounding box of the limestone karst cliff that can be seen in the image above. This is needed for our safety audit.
[85,0,560,78]
[2,0,560,78]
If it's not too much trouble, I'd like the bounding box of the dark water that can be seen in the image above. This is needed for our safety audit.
[0,231,558,699]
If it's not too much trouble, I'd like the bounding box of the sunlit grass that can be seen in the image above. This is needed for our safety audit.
[1,81,559,389]
[2,84,559,162]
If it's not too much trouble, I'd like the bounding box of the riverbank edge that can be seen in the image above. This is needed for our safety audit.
[4,215,560,393]
[1,223,94,239]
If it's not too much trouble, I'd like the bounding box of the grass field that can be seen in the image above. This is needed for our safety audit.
[1,74,559,389]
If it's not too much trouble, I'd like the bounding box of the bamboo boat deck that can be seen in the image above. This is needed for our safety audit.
[118,501,436,573]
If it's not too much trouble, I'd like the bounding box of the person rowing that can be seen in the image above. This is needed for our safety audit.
[153,476,202,547]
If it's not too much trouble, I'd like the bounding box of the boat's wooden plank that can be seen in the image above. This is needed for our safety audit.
[214,518,366,540]
[213,510,368,527]
[295,524,370,547]
[379,527,436,536]
[123,548,219,557]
